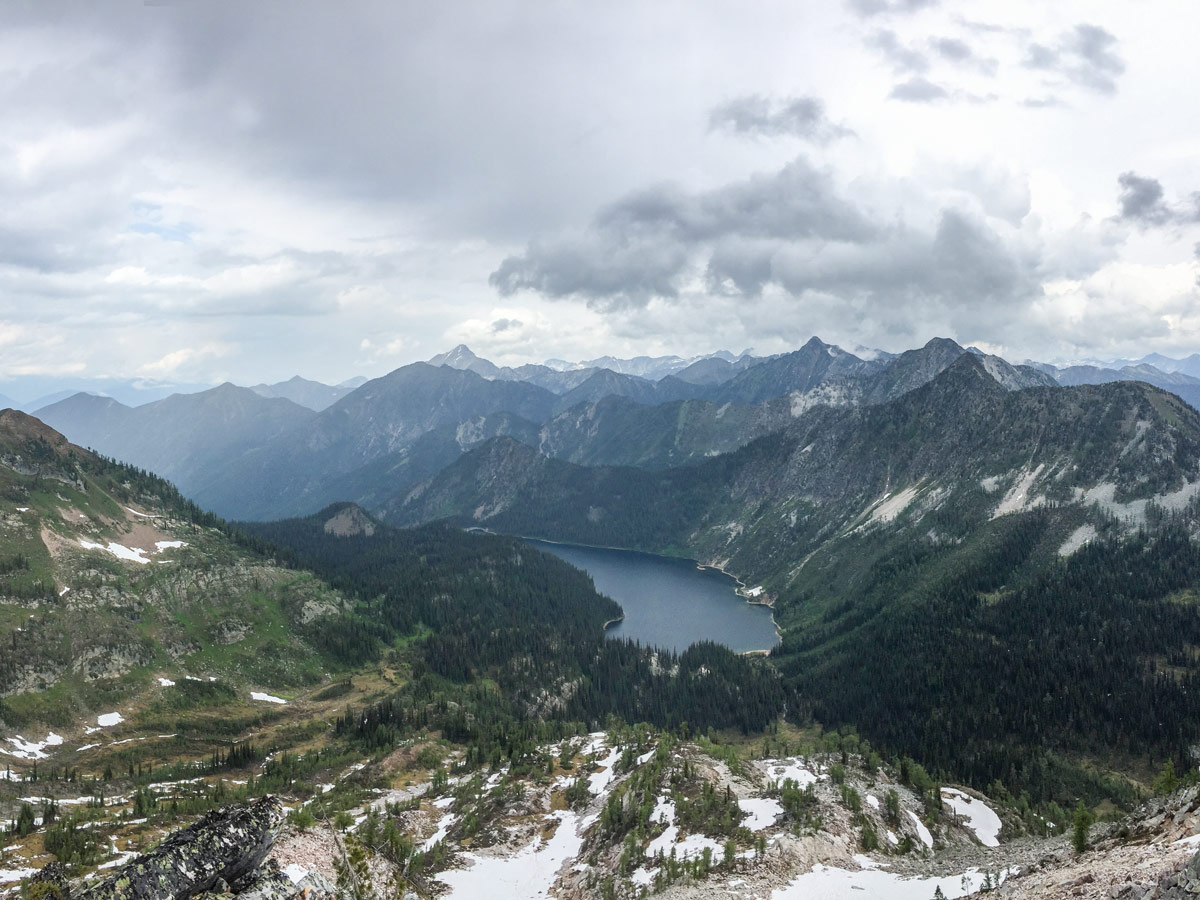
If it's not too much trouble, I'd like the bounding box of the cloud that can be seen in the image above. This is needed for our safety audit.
[846,0,938,18]
[1117,173,1171,226]
[490,317,522,333]
[488,152,1108,355]
[1116,172,1200,228]
[929,35,997,75]
[889,77,949,102]
[869,29,929,73]
[1023,24,1125,95]
[708,95,853,143]
[136,345,227,378]
[491,157,879,309]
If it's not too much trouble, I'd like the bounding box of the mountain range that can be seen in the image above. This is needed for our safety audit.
[7,336,1200,891]
[31,336,1075,522]
[391,351,1200,798]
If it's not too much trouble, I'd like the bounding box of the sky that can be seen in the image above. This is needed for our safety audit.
[2,0,1199,398]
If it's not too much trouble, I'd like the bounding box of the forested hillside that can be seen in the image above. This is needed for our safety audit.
[242,506,787,747]
[392,356,1200,804]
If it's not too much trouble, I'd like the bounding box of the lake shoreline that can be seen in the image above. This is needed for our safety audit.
[693,560,782,646]
[521,533,780,655]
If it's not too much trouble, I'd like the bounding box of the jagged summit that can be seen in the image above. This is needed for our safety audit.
[427,344,501,378]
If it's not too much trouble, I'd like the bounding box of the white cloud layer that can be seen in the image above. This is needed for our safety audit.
[0,0,1198,398]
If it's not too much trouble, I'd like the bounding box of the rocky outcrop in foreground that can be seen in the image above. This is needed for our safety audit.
[998,785,1200,899]
[77,798,288,900]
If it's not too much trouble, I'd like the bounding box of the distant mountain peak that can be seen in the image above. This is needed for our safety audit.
[923,336,964,352]
[427,345,501,379]
[428,344,478,365]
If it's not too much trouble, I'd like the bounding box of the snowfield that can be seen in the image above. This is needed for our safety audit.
[941,788,1002,847]
[770,863,1004,899]
[437,810,584,900]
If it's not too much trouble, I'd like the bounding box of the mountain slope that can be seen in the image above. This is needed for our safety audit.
[391,356,1200,794]
[36,385,316,500]
[248,375,354,411]
[713,336,883,405]
[189,363,558,520]
[0,411,347,727]
[407,355,1197,562]
[1052,363,1200,410]
[536,394,791,469]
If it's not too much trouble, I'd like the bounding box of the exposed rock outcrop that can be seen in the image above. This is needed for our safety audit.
[78,797,285,900]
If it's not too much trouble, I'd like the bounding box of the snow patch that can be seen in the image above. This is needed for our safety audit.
[157,677,175,687]
[645,825,722,860]
[650,796,675,825]
[422,812,456,851]
[79,539,151,565]
[436,810,583,900]
[941,788,1001,847]
[96,712,123,728]
[739,797,784,831]
[250,691,287,704]
[0,867,38,885]
[759,757,823,788]
[155,541,186,551]
[630,867,654,886]
[283,864,309,884]
[125,507,162,519]
[2,732,64,760]
[587,744,622,794]
[770,863,1004,899]
[907,810,933,848]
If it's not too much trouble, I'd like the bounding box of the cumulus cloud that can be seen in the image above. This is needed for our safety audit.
[708,95,853,143]
[488,152,1112,353]
[490,317,522,333]
[929,35,998,75]
[491,157,879,308]
[1116,173,1200,228]
[869,29,930,73]
[889,77,949,102]
[1023,24,1125,95]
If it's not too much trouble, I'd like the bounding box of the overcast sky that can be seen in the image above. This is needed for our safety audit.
[3,0,1199,394]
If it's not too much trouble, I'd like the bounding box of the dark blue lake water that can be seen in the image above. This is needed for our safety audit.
[526,539,779,654]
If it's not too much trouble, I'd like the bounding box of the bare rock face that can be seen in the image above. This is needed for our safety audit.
[322,504,376,538]
[78,797,285,900]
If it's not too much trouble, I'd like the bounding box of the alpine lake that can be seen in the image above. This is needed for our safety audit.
[525,538,779,654]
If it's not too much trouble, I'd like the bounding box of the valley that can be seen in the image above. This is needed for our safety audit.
[3,338,1200,898]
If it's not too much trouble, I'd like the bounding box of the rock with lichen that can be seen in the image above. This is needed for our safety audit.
[77,797,285,900]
